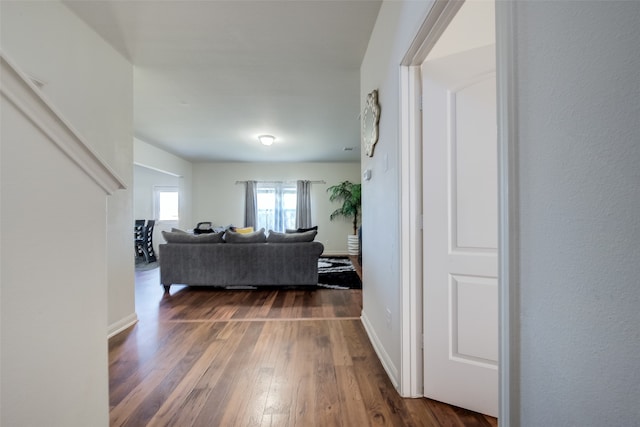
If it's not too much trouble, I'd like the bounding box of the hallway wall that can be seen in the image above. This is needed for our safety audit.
[509,1,640,425]
[359,0,435,386]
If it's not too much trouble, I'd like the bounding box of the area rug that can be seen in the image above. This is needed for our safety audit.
[135,259,159,271]
[318,257,362,289]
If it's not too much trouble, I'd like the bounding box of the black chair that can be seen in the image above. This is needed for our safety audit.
[193,221,213,234]
[135,219,157,263]
[358,226,362,267]
[134,219,145,258]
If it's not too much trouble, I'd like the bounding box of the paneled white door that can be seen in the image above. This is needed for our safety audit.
[422,44,498,416]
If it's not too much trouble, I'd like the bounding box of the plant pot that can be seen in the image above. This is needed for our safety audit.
[347,234,359,256]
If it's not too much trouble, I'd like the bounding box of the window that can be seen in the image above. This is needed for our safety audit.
[154,186,179,222]
[256,183,296,232]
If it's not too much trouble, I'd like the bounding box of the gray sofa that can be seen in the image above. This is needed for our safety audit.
[159,234,324,292]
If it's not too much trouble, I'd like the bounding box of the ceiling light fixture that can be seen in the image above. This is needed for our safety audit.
[258,135,275,146]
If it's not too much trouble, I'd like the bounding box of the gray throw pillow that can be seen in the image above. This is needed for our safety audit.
[162,230,224,243]
[224,228,266,243]
[267,230,317,243]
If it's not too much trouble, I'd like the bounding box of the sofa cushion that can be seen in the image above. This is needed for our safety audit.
[162,230,224,243]
[267,230,317,243]
[224,228,266,243]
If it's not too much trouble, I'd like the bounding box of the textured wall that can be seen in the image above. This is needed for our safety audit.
[513,2,640,425]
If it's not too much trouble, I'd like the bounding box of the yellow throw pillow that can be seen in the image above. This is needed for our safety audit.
[234,227,254,234]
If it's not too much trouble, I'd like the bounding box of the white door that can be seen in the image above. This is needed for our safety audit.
[422,44,498,416]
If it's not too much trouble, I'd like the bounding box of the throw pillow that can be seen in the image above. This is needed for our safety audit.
[267,230,317,243]
[224,228,266,243]
[162,230,224,244]
[171,228,188,233]
[234,226,254,234]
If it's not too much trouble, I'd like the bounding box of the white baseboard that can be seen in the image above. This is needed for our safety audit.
[107,313,138,339]
[360,311,400,390]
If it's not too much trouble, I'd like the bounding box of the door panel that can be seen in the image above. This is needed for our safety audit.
[422,44,498,417]
[452,77,498,251]
[452,275,498,364]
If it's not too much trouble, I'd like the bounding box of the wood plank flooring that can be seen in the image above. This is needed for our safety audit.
[110,265,497,426]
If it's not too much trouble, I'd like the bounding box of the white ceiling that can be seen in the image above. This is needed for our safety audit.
[64,0,382,163]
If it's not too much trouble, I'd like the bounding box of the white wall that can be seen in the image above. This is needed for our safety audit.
[359,0,434,387]
[1,1,132,424]
[510,2,640,425]
[134,165,181,220]
[1,83,112,427]
[192,162,360,255]
[134,164,181,255]
[134,137,193,232]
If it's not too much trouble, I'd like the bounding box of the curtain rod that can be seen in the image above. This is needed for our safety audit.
[235,180,326,185]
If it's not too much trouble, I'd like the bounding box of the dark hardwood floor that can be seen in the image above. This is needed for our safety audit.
[109,262,497,426]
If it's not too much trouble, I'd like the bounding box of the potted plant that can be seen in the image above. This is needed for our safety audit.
[327,180,361,255]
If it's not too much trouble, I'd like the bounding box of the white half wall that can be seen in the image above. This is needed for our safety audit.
[2,91,112,426]
[0,0,135,339]
[509,2,640,425]
[192,162,360,255]
[1,1,133,424]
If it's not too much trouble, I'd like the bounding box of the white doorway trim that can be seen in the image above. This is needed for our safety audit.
[398,0,520,423]
[495,0,520,425]
[399,64,423,398]
[398,0,464,400]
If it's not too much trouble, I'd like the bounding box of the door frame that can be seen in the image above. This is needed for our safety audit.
[398,0,520,424]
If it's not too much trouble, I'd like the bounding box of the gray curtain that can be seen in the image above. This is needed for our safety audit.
[244,180,257,229]
[296,180,312,229]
